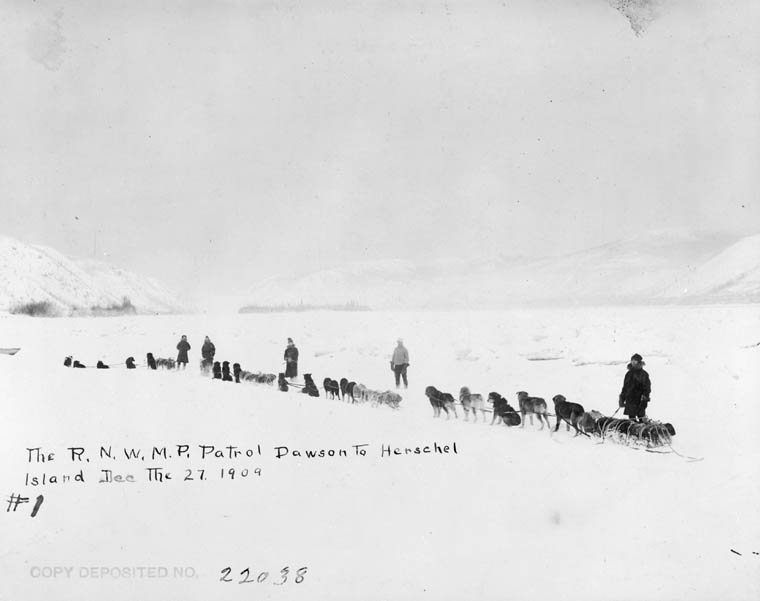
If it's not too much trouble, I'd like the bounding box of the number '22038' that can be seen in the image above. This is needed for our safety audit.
[220,566,308,585]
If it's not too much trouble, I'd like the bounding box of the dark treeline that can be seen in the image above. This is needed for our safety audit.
[239,301,370,314]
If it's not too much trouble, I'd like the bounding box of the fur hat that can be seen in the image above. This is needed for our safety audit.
[631,353,643,362]
[287,337,294,344]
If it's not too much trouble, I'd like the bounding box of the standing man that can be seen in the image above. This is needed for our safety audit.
[284,337,299,380]
[201,336,216,374]
[619,353,651,422]
[176,334,191,370]
[390,338,409,389]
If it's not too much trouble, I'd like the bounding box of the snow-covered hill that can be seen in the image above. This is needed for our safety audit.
[240,231,758,309]
[662,234,760,301]
[0,236,184,315]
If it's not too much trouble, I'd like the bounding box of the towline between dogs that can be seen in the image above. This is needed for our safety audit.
[272,442,458,459]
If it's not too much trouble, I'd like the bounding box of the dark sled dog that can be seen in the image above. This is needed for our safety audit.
[488,392,521,426]
[425,386,458,419]
[552,394,586,435]
[345,381,356,403]
[278,373,289,392]
[301,374,320,397]
[323,378,341,399]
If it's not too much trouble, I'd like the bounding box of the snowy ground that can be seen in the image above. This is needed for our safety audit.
[1,305,759,600]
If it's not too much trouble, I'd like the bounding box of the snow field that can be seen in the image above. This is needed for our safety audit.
[1,305,759,600]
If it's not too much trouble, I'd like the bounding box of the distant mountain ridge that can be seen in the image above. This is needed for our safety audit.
[240,231,760,309]
[0,236,184,315]
[661,234,760,300]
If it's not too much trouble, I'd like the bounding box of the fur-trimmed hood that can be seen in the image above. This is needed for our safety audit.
[626,361,646,370]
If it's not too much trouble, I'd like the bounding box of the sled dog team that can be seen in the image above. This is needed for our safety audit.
[64,338,662,440]
[426,383,674,446]
[290,374,403,409]
[427,386,589,432]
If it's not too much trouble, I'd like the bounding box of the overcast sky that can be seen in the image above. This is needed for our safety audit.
[0,0,758,305]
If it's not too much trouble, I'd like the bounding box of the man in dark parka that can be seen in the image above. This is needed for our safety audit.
[176,335,191,370]
[284,338,299,379]
[619,353,651,421]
